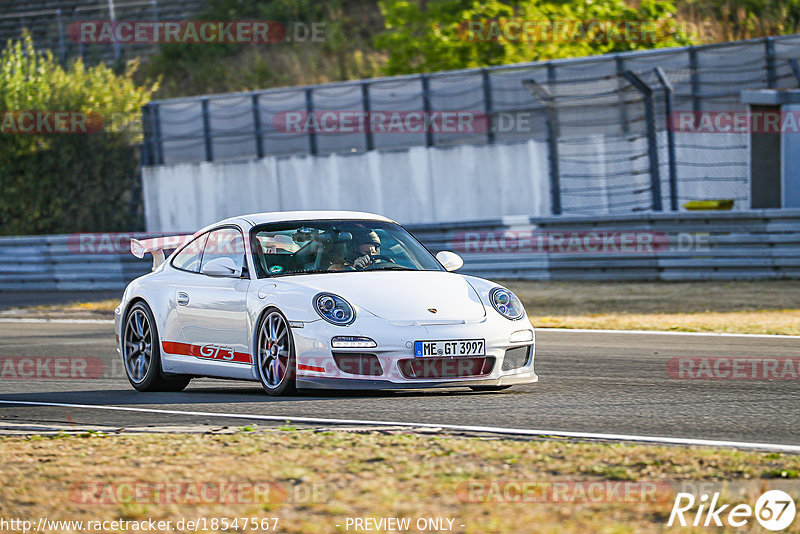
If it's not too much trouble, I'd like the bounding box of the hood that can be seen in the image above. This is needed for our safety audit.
[281,271,486,324]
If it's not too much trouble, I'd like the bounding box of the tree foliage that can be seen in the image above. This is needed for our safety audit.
[0,35,157,235]
[376,0,694,75]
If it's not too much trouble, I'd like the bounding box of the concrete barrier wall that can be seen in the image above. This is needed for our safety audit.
[142,140,551,233]
[143,133,750,233]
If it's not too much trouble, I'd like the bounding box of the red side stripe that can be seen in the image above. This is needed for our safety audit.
[161,341,251,364]
[298,364,325,373]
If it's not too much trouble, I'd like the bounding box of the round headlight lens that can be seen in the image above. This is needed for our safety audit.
[314,293,355,326]
[489,287,525,320]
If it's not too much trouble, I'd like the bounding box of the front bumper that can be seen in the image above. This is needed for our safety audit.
[290,315,537,390]
[297,373,537,390]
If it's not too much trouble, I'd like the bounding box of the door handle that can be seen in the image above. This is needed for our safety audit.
[177,291,190,306]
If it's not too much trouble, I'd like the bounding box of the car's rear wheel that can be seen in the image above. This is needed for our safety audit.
[469,386,512,392]
[256,309,296,396]
[123,302,191,392]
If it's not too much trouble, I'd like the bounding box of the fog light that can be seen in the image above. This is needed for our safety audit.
[509,329,533,343]
[331,336,377,348]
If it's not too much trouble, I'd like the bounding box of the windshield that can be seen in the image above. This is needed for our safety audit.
[250,220,443,277]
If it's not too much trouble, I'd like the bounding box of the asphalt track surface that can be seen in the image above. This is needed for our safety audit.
[1,321,799,447]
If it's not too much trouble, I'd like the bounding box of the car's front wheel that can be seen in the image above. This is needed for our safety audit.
[122,302,191,392]
[256,309,297,396]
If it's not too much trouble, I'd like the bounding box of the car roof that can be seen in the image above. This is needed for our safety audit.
[217,210,396,229]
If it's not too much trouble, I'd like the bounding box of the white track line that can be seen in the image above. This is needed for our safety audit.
[0,318,796,339]
[537,328,798,339]
[1,400,798,452]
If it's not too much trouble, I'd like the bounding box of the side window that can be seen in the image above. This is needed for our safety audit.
[171,233,209,273]
[201,228,246,274]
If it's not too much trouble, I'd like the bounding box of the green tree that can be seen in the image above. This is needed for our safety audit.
[677,0,800,41]
[144,0,385,97]
[0,35,157,235]
[376,0,695,75]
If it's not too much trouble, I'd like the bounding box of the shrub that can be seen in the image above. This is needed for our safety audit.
[0,35,158,235]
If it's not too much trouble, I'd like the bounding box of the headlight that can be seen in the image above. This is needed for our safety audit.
[489,287,525,320]
[314,293,355,326]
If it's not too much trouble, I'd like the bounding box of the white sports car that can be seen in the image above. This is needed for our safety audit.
[115,211,537,395]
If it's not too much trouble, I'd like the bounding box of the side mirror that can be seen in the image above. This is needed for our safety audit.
[436,251,464,272]
[202,257,242,278]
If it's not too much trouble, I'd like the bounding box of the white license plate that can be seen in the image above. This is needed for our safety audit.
[414,339,485,357]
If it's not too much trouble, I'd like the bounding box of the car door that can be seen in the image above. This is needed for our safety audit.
[174,226,252,378]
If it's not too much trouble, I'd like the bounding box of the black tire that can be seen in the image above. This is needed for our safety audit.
[122,301,191,392]
[469,385,512,392]
[255,308,297,396]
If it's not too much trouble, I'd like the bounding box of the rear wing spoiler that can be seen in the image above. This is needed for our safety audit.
[131,235,193,270]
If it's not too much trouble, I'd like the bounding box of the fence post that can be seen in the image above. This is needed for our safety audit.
[789,59,800,85]
[56,9,66,63]
[141,105,152,166]
[252,93,264,159]
[766,37,777,89]
[142,103,163,166]
[482,69,495,144]
[654,67,678,211]
[201,98,213,162]
[688,46,700,113]
[421,74,435,147]
[154,104,164,165]
[623,70,663,212]
[76,7,84,60]
[546,63,561,215]
[522,65,561,216]
[362,83,374,151]
[305,88,317,155]
[107,0,121,62]
[616,55,630,133]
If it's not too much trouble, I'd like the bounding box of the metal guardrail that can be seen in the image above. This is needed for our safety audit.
[0,210,798,293]
[411,209,800,280]
[0,234,150,292]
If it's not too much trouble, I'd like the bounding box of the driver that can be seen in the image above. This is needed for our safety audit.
[351,229,381,270]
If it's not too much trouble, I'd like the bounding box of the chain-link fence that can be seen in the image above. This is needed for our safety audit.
[0,0,202,64]
[137,35,796,217]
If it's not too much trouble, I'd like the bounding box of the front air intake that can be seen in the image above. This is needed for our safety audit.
[398,357,494,379]
[502,346,531,371]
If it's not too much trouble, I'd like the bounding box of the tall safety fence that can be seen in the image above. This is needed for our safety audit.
[0,0,202,64]
[141,35,800,216]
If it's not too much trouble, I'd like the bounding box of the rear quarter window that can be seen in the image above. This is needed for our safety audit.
[171,233,209,272]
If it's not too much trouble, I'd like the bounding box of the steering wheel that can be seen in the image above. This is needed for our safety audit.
[353,254,396,270]
[369,255,395,264]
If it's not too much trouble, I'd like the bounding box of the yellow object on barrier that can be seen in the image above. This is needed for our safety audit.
[683,199,735,210]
